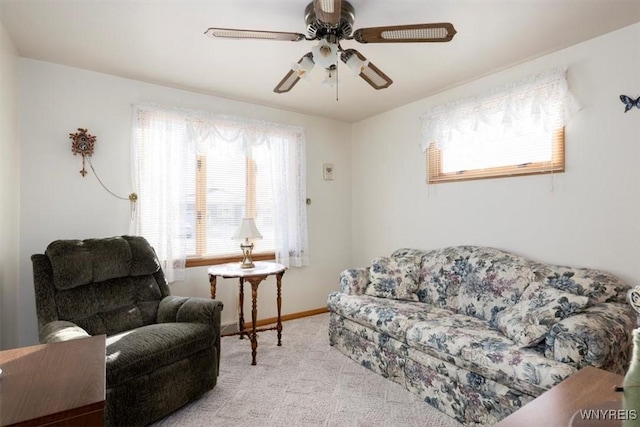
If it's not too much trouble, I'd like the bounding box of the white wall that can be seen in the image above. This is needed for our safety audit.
[352,23,640,285]
[19,60,352,346]
[0,19,21,350]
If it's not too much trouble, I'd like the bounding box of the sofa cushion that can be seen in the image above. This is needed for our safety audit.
[106,322,213,388]
[455,247,535,325]
[365,256,420,301]
[495,285,589,347]
[530,262,630,305]
[407,246,478,311]
[405,315,577,396]
[327,292,454,342]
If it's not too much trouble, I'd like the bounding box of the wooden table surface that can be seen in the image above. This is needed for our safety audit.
[0,335,106,426]
[495,366,624,427]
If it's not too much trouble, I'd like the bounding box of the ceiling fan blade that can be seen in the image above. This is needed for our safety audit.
[274,69,300,93]
[313,0,342,26]
[353,23,457,43]
[274,53,315,94]
[205,27,305,42]
[340,49,393,90]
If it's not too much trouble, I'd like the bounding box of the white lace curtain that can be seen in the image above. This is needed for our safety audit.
[420,67,579,152]
[131,104,309,282]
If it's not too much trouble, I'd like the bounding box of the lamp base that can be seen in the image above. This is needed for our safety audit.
[239,240,255,269]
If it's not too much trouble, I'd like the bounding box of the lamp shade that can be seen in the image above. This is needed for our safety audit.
[293,54,315,79]
[345,52,369,76]
[232,218,263,240]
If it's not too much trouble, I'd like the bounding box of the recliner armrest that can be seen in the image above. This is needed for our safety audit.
[157,295,224,374]
[545,302,636,375]
[40,320,91,343]
[340,268,370,295]
[157,296,224,328]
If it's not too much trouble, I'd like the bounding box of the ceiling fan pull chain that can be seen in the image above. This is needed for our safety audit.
[335,65,339,101]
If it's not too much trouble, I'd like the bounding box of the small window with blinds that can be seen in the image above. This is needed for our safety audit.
[427,128,565,183]
[421,67,573,184]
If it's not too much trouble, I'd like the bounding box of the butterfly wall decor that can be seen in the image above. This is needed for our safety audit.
[620,94,640,113]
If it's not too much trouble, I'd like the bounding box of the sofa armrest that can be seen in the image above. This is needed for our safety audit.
[340,268,370,295]
[544,302,636,375]
[40,320,91,343]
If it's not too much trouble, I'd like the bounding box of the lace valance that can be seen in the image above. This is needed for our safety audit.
[420,67,579,152]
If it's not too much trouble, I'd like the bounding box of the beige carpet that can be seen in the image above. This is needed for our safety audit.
[153,313,465,427]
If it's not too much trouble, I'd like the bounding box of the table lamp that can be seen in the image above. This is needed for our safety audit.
[232,218,263,268]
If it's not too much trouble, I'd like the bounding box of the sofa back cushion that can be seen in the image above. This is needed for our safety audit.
[455,247,535,325]
[41,236,170,336]
[392,246,632,328]
[393,246,475,311]
[365,256,420,301]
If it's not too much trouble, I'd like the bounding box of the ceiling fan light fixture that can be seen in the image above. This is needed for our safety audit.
[311,39,338,69]
[322,67,338,88]
[292,54,315,79]
[344,52,369,76]
[340,49,392,90]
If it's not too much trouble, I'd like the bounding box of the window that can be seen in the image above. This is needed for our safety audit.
[186,129,276,263]
[421,67,575,183]
[131,106,308,282]
[427,129,565,183]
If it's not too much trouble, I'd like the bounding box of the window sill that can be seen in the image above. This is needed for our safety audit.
[186,252,276,268]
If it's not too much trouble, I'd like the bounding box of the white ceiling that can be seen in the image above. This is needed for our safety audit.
[1,1,639,123]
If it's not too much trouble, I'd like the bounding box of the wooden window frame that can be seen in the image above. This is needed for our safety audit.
[427,128,565,184]
[185,156,275,268]
[186,252,275,267]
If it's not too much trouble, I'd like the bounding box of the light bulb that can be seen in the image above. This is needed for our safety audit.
[319,45,332,58]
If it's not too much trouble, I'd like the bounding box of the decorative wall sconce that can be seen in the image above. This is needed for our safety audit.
[68,128,138,215]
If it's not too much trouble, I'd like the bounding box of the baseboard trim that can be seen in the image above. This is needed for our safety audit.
[244,307,329,330]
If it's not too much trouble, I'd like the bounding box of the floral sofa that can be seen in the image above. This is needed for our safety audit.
[327,246,636,426]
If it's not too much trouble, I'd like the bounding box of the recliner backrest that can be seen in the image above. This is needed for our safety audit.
[32,235,171,337]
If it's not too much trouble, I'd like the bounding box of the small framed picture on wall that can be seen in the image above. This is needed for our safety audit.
[323,163,334,181]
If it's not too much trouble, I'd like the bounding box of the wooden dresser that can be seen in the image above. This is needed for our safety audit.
[495,366,624,427]
[0,335,106,426]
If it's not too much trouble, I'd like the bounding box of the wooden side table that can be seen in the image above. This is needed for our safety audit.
[0,335,106,426]
[495,366,624,427]
[208,261,287,365]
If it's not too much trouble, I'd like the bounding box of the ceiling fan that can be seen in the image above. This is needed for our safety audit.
[205,0,457,94]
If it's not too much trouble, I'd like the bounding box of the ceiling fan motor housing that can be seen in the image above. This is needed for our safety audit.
[304,1,355,40]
